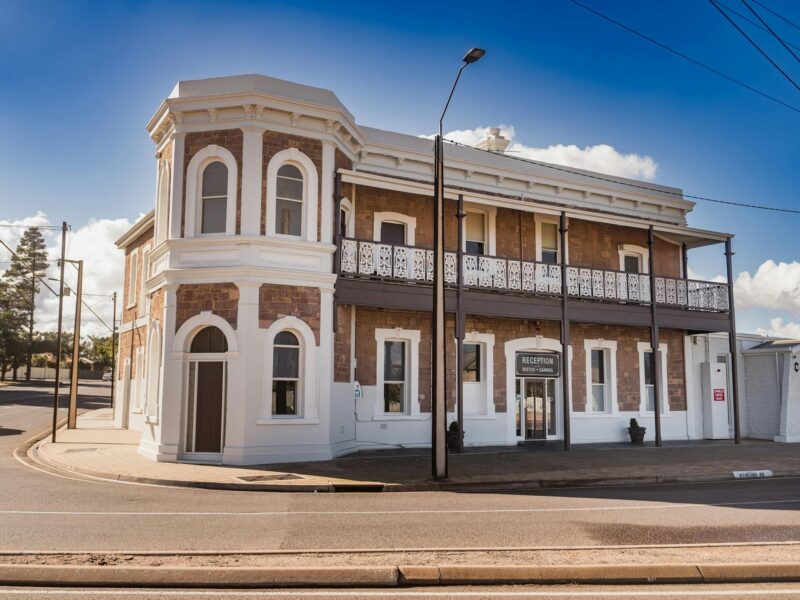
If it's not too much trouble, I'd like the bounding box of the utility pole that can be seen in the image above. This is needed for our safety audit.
[26,250,36,382]
[110,291,117,409]
[51,222,67,443]
[67,259,83,429]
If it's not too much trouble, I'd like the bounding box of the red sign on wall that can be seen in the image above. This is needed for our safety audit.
[714,389,725,402]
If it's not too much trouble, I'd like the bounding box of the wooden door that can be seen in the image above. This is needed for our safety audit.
[194,361,224,453]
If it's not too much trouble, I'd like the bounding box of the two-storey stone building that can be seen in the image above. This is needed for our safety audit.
[114,74,737,464]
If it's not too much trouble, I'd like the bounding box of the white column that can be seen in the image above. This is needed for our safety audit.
[139,285,180,461]
[240,127,265,236]
[169,131,185,240]
[318,287,334,445]
[223,281,260,464]
[320,142,335,244]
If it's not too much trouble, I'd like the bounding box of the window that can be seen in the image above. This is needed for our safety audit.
[623,254,642,274]
[127,251,138,307]
[463,343,481,382]
[380,222,406,245]
[339,208,348,239]
[465,212,486,255]
[643,351,655,411]
[540,222,559,264]
[591,349,607,412]
[200,162,228,234]
[275,164,303,236]
[272,331,300,416]
[383,340,407,413]
[190,326,228,353]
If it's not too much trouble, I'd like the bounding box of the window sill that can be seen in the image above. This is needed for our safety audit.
[131,408,143,415]
[256,417,320,425]
[145,416,159,425]
[370,414,430,422]
[637,411,672,418]
[570,412,621,419]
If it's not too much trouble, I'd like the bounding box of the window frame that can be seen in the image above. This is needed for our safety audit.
[637,341,669,415]
[583,339,617,415]
[382,339,408,414]
[618,244,650,274]
[126,249,138,309]
[199,161,229,236]
[374,328,422,420]
[184,145,238,238]
[274,163,305,238]
[265,148,319,242]
[271,330,302,417]
[535,214,565,265]
[373,212,416,245]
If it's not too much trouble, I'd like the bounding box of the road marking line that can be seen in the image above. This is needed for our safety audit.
[2,497,800,517]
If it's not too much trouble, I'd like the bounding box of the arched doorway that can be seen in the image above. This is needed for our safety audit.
[184,326,228,457]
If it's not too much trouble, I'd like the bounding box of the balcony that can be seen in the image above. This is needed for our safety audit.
[338,238,730,317]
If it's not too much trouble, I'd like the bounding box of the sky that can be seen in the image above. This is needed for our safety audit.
[0,0,798,336]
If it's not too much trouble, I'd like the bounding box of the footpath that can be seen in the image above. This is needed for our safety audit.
[28,408,800,493]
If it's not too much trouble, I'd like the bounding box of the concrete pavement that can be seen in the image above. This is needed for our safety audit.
[29,407,800,492]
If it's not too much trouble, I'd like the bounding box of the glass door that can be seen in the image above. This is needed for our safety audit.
[525,379,546,440]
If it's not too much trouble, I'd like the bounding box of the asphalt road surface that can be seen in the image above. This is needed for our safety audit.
[4,584,800,599]
[3,381,800,553]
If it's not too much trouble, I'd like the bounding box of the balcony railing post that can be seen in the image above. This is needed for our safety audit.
[333,173,343,333]
[726,237,741,444]
[560,212,571,451]
[648,226,663,447]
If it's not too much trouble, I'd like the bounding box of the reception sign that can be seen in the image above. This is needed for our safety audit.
[515,352,560,377]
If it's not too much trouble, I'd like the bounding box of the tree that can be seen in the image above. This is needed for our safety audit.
[3,227,48,381]
[87,335,117,372]
[0,280,25,381]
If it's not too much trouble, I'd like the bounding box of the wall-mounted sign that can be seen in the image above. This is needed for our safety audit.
[516,352,560,377]
[713,388,725,402]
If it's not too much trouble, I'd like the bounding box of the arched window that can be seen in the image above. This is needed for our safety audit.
[200,162,228,234]
[275,164,303,236]
[190,326,228,353]
[272,331,300,415]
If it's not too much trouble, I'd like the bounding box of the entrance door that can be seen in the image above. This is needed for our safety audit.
[192,361,225,453]
[516,378,557,440]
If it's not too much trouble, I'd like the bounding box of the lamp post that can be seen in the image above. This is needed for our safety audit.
[432,47,485,480]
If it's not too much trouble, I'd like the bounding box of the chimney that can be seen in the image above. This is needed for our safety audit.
[475,127,510,154]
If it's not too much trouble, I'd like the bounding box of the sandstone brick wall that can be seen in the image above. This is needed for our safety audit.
[352,307,686,414]
[334,303,351,382]
[182,130,244,236]
[175,283,239,332]
[260,131,323,238]
[117,326,146,380]
[349,186,682,275]
[569,219,681,277]
[149,289,164,326]
[259,284,321,344]
[121,226,155,324]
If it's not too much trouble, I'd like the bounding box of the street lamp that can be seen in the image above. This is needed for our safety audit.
[432,47,485,480]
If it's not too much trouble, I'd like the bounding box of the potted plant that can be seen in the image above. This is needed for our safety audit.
[447,421,463,451]
[628,418,646,444]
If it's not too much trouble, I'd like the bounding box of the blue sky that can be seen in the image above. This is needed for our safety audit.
[0,0,798,334]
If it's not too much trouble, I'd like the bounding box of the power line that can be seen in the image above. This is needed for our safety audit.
[0,239,61,297]
[567,0,800,114]
[0,223,62,231]
[709,0,800,92]
[742,0,800,65]
[752,0,800,32]
[443,137,800,215]
[716,0,800,53]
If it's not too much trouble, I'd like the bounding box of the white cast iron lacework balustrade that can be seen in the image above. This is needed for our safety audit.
[338,238,729,312]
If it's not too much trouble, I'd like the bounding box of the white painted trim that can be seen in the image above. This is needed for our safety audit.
[535,214,566,264]
[145,321,163,421]
[463,331,495,416]
[260,316,318,421]
[173,311,239,354]
[373,212,416,245]
[637,341,669,415]
[156,161,171,244]
[619,244,650,274]
[240,127,265,236]
[265,147,319,242]
[375,327,421,418]
[168,133,184,240]
[339,197,355,238]
[583,339,618,415]
[320,141,335,244]
[126,248,139,309]
[185,144,238,238]
[462,204,497,256]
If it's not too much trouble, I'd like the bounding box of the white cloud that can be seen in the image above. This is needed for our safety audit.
[425,125,659,181]
[733,260,800,315]
[687,266,727,284]
[755,318,800,340]
[0,213,134,337]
